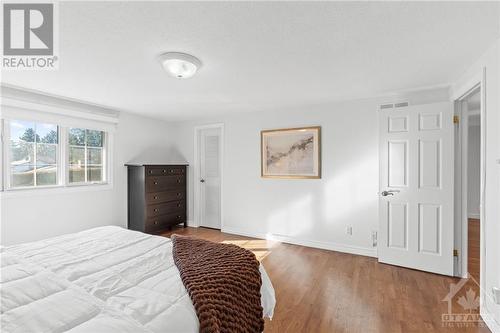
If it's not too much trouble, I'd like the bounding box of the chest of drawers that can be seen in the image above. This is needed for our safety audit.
[126,164,187,234]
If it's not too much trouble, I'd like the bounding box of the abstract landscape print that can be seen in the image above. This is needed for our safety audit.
[261,126,321,178]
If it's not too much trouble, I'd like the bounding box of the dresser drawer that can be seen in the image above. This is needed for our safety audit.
[146,166,185,176]
[146,212,185,232]
[147,201,185,217]
[146,190,184,204]
[146,176,185,192]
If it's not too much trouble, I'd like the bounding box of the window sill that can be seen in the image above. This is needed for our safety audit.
[0,183,113,198]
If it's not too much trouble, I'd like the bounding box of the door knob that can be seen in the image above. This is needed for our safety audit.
[200,179,205,183]
[381,190,400,196]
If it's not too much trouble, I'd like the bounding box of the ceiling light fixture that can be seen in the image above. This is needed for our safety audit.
[158,52,202,79]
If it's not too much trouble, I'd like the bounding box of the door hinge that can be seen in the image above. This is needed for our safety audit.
[453,115,459,124]
[453,249,459,257]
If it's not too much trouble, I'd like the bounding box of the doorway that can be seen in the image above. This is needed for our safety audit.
[455,86,482,281]
[194,124,223,230]
[466,89,481,282]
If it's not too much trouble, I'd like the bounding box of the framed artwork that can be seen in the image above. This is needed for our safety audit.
[261,126,321,179]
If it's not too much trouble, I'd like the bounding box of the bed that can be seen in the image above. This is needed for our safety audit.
[0,226,276,332]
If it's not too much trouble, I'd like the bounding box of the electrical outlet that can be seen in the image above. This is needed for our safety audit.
[346,226,353,236]
[372,231,378,247]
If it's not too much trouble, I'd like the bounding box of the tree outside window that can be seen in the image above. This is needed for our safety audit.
[10,120,58,187]
[68,128,104,183]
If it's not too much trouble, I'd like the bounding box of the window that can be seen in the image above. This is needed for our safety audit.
[68,128,105,184]
[9,120,58,188]
[3,119,109,191]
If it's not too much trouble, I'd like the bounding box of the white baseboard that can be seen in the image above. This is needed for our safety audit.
[481,307,500,333]
[221,227,377,258]
[221,227,267,240]
[186,220,197,227]
[468,213,481,219]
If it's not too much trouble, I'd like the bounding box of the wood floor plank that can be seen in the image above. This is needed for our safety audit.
[161,226,491,333]
[468,219,480,281]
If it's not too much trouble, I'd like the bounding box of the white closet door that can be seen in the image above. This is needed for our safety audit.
[199,128,221,229]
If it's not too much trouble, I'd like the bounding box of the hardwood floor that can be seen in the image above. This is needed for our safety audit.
[161,227,491,333]
[468,219,480,281]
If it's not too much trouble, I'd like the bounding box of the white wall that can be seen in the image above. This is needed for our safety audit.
[467,124,481,219]
[171,88,449,257]
[452,37,500,331]
[0,112,178,245]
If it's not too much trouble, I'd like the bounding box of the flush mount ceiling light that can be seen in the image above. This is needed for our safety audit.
[158,52,202,79]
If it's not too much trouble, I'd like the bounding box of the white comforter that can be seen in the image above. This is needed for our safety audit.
[0,226,276,333]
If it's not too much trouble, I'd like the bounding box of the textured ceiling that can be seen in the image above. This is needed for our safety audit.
[2,1,499,120]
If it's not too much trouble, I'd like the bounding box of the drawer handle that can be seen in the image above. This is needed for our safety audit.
[154,221,159,225]
[154,181,158,185]
[154,208,159,212]
[177,193,181,196]
[177,203,181,207]
[177,179,181,183]
[149,170,153,174]
[154,196,159,200]
[170,170,174,173]
[177,215,181,219]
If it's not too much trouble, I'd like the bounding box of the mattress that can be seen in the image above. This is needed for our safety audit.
[0,226,276,332]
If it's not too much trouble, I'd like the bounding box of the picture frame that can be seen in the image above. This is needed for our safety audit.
[261,126,321,179]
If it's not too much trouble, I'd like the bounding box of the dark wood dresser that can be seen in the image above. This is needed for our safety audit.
[126,164,187,234]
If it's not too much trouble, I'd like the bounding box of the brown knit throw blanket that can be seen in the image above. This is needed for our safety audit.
[171,234,264,333]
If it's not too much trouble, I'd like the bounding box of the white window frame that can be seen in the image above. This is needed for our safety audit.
[1,119,113,195]
[2,119,63,190]
[65,127,108,187]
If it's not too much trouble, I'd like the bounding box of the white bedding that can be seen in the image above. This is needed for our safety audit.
[0,226,276,333]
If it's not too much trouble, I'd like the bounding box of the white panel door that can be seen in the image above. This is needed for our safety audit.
[378,102,454,275]
[199,128,222,229]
